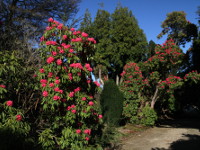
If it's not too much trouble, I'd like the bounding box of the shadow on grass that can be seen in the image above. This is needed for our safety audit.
[151,134,200,150]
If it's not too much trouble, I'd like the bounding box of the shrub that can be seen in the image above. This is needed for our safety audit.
[138,106,157,126]
[100,80,124,126]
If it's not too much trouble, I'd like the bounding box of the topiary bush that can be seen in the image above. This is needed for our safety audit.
[100,80,124,126]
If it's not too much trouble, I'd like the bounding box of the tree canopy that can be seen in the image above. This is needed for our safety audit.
[157,11,198,46]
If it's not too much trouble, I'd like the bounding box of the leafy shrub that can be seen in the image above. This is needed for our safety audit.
[138,106,157,126]
[100,80,124,126]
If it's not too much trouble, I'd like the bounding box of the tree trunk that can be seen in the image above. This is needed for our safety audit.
[151,86,159,109]
[99,68,104,86]
[116,75,119,85]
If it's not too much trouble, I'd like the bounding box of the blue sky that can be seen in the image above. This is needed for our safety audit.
[76,0,200,52]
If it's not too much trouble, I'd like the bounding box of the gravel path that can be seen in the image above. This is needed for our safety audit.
[120,118,200,150]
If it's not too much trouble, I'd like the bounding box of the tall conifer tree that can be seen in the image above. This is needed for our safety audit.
[109,6,148,84]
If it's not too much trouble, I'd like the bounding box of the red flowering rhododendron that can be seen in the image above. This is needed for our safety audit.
[42,91,48,97]
[0,84,6,88]
[16,115,22,121]
[76,129,81,134]
[36,18,103,149]
[120,39,188,123]
[46,56,54,64]
[6,100,13,107]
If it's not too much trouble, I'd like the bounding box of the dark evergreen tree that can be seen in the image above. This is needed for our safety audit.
[148,40,156,59]
[109,6,148,84]
[100,80,124,126]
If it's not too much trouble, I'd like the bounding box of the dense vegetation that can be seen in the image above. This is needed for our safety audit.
[1,1,200,149]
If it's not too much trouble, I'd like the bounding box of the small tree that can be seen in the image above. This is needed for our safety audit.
[100,80,124,126]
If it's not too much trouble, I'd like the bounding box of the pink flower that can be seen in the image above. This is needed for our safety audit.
[87,80,91,84]
[46,41,57,46]
[84,129,91,135]
[71,109,76,114]
[0,85,6,88]
[48,72,53,78]
[71,38,82,42]
[62,35,67,40]
[70,28,75,31]
[16,115,22,121]
[98,115,103,119]
[56,59,62,65]
[82,97,86,101]
[49,83,54,87]
[69,63,83,69]
[82,32,88,37]
[73,31,81,35]
[53,95,60,100]
[84,63,93,72]
[48,18,54,22]
[43,91,48,97]
[40,79,47,84]
[39,68,45,73]
[71,105,76,108]
[68,73,73,80]
[54,87,60,92]
[59,49,64,54]
[59,90,63,94]
[85,137,90,141]
[51,51,57,56]
[69,49,74,53]
[6,100,13,107]
[88,38,96,44]
[88,101,94,106]
[47,56,55,64]
[74,87,81,92]
[55,79,60,84]
[69,91,74,98]
[89,95,93,99]
[42,83,46,87]
[57,23,63,30]
[61,43,71,49]
[67,106,71,110]
[76,129,81,134]
[46,26,53,31]
[94,81,100,87]
[40,36,45,42]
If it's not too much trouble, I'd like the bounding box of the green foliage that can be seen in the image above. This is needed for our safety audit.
[0,98,32,149]
[80,6,148,82]
[138,106,157,126]
[148,40,156,58]
[0,50,37,118]
[100,80,124,126]
[123,100,140,124]
[157,11,198,46]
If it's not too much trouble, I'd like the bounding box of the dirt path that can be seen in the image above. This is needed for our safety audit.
[120,118,200,150]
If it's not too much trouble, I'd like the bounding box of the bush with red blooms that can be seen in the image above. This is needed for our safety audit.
[0,85,30,136]
[120,39,200,125]
[36,18,103,149]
